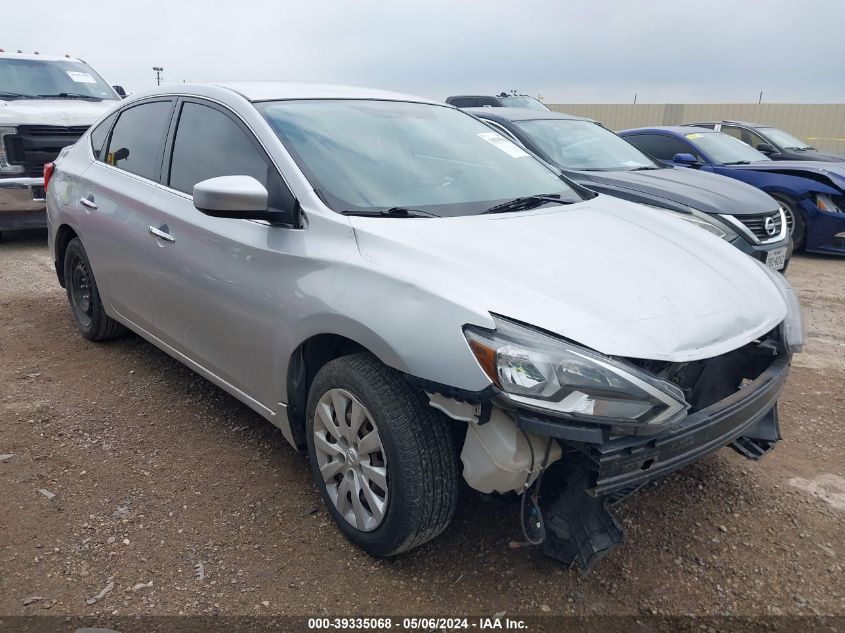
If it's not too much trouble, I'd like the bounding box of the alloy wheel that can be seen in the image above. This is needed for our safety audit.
[312,388,388,532]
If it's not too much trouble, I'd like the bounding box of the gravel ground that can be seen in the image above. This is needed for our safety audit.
[1,229,843,619]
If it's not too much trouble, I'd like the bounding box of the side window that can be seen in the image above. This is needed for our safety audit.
[89,112,117,161]
[745,129,769,150]
[692,123,716,130]
[720,126,745,143]
[476,97,501,107]
[105,100,173,180]
[448,97,477,108]
[625,134,697,161]
[168,101,294,213]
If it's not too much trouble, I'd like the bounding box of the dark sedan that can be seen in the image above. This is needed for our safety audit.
[620,126,845,255]
[468,107,791,271]
[683,121,845,163]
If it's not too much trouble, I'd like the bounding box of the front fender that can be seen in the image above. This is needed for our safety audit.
[284,265,494,400]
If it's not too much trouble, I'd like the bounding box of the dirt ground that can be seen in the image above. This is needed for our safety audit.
[1,229,843,619]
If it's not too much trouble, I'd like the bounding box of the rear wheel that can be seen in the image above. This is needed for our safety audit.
[773,195,806,251]
[63,238,126,341]
[305,353,459,557]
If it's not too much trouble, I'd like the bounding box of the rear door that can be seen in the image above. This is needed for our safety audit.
[74,98,176,331]
[142,98,300,408]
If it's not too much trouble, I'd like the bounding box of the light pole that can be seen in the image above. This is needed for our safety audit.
[152,66,164,86]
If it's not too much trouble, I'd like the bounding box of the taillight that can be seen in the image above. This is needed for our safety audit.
[43,162,55,192]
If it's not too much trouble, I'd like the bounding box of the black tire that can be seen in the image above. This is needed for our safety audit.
[63,237,126,341]
[773,194,806,251]
[305,353,459,557]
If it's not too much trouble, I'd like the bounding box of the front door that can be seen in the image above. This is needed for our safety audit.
[142,99,301,409]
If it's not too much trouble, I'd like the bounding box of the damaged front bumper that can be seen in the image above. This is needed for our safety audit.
[516,352,790,570]
[520,354,790,497]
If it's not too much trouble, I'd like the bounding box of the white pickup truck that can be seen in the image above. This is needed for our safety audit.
[0,51,122,237]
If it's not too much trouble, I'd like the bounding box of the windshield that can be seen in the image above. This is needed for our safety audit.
[516,119,658,171]
[0,58,117,100]
[498,96,550,111]
[685,131,770,164]
[257,100,582,216]
[759,127,811,150]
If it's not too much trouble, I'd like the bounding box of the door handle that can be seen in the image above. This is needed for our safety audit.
[79,195,98,210]
[149,225,175,243]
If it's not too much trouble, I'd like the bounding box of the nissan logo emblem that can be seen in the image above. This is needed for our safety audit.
[764,216,777,236]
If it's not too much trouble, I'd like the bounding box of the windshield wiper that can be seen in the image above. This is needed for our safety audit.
[484,194,565,214]
[0,91,31,100]
[723,160,752,165]
[627,166,659,171]
[340,207,440,218]
[36,92,103,101]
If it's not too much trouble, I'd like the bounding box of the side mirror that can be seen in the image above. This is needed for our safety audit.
[673,152,700,167]
[112,147,129,162]
[193,176,270,219]
[112,85,127,99]
[756,143,776,155]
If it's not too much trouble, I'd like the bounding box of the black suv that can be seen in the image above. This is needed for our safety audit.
[683,121,845,162]
[446,93,549,111]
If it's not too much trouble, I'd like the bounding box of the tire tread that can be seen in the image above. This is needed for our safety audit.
[307,353,460,556]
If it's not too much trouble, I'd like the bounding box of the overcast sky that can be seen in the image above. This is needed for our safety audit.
[6,0,845,104]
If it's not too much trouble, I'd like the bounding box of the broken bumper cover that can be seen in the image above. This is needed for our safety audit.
[519,354,791,497]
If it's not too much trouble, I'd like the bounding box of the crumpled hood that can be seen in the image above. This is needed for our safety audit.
[352,197,787,362]
[577,166,778,216]
[728,160,845,190]
[0,98,118,127]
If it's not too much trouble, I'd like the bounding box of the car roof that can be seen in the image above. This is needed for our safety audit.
[687,120,768,129]
[447,95,501,99]
[0,51,84,63]
[122,81,446,107]
[209,81,442,104]
[621,125,715,135]
[465,106,593,123]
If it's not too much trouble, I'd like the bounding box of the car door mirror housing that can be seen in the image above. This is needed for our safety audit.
[112,85,127,99]
[193,175,272,219]
[756,143,776,155]
[673,153,700,166]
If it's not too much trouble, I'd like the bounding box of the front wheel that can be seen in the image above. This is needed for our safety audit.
[305,353,459,557]
[774,195,806,251]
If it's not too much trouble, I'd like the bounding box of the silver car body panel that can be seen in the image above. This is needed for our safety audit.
[47,82,788,448]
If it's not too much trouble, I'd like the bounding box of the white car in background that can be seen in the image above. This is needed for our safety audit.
[0,50,122,237]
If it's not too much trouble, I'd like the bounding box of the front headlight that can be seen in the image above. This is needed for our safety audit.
[753,261,806,353]
[464,316,689,432]
[0,126,24,175]
[646,204,737,241]
[816,193,844,214]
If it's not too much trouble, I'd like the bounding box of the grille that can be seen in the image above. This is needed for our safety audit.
[733,210,783,241]
[4,125,89,177]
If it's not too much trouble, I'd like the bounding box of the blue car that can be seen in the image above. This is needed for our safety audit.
[619,126,845,255]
